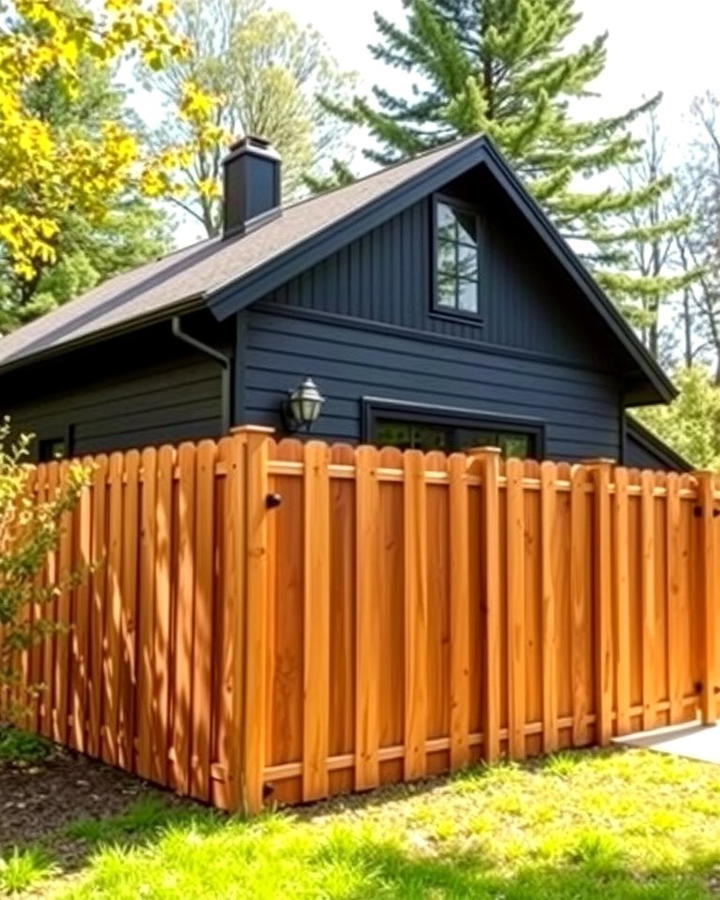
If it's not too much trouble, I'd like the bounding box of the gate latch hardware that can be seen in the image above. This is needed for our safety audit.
[265,492,283,509]
[693,506,720,518]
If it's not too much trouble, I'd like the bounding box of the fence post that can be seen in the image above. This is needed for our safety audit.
[696,471,718,725]
[230,425,274,814]
[583,458,614,746]
[472,447,501,763]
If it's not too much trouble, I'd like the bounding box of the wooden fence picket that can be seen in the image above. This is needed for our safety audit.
[698,472,718,724]
[192,440,215,801]
[136,446,157,780]
[119,449,140,771]
[448,453,471,769]
[87,455,107,758]
[587,459,613,746]
[41,461,59,739]
[403,450,428,781]
[477,448,500,763]
[570,465,589,747]
[665,473,683,724]
[54,460,73,745]
[355,445,381,790]
[640,469,656,731]
[505,457,525,759]
[540,460,558,753]
[302,441,331,801]
[239,427,272,814]
[152,445,173,784]
[613,467,631,735]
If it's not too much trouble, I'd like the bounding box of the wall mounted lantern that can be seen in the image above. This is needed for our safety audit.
[284,376,325,432]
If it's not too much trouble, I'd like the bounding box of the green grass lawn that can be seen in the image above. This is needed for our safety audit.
[6,747,720,898]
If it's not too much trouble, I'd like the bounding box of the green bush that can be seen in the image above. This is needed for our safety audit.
[0,725,52,764]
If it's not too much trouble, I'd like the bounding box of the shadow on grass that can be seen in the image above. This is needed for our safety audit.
[41,806,720,899]
[6,745,717,897]
[308,833,720,899]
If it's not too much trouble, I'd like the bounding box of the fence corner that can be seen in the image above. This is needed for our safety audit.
[695,470,718,725]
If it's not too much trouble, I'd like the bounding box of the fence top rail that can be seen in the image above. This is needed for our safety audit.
[29,431,705,499]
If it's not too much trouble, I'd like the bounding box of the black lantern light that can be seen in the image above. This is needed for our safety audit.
[284,377,325,432]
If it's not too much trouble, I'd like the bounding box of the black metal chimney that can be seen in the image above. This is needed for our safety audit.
[222,136,281,238]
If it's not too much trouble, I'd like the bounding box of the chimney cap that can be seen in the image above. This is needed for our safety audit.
[225,135,281,163]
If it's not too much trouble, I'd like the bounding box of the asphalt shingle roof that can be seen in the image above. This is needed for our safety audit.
[0,136,480,369]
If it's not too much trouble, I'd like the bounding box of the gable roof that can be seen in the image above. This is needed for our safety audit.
[0,134,676,404]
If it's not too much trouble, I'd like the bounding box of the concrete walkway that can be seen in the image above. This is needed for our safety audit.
[613,718,720,764]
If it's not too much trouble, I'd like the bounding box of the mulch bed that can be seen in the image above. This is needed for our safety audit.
[0,744,202,868]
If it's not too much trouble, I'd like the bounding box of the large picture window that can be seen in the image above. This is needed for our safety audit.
[434,199,481,317]
[363,399,542,458]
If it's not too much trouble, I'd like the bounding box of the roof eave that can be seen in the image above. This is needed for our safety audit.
[0,294,205,377]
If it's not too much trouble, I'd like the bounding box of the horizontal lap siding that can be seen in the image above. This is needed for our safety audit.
[7,355,222,457]
[625,432,681,472]
[244,311,621,460]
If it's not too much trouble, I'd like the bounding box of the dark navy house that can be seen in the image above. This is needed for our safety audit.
[0,135,688,469]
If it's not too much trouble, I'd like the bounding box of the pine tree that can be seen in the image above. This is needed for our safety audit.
[323,0,685,298]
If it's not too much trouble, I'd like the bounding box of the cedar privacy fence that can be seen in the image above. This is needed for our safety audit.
[1,425,718,812]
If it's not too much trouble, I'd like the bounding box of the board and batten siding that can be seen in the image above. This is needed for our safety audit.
[242,307,622,461]
[263,194,624,372]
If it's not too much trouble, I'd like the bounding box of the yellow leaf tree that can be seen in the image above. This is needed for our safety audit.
[0,0,185,285]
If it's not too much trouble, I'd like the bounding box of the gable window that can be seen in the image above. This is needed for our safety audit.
[434,199,481,317]
[363,399,542,458]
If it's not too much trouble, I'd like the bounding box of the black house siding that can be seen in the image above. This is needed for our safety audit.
[2,318,225,459]
[625,433,668,471]
[242,306,622,460]
[264,191,624,373]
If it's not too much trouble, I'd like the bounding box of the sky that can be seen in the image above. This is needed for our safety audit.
[161,0,720,243]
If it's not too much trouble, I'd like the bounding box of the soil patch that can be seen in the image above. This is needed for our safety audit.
[0,743,204,869]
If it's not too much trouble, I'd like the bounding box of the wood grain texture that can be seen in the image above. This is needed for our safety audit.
[665,473,683,724]
[88,455,108,758]
[355,445,381,790]
[505,457,525,759]
[192,440,216,801]
[136,447,157,779]
[403,450,428,780]
[174,443,197,794]
[119,450,140,771]
[241,428,272,813]
[540,461,558,753]
[570,466,588,747]
[698,472,717,724]
[302,441,331,801]
[152,445,174,785]
[477,449,501,763]
[588,461,613,745]
[640,469,656,731]
[613,467,630,735]
[449,453,471,768]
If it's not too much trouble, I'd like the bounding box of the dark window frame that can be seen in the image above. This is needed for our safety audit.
[430,193,486,325]
[362,397,545,457]
[37,424,74,463]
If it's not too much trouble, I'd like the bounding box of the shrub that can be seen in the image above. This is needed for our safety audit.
[0,418,89,719]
